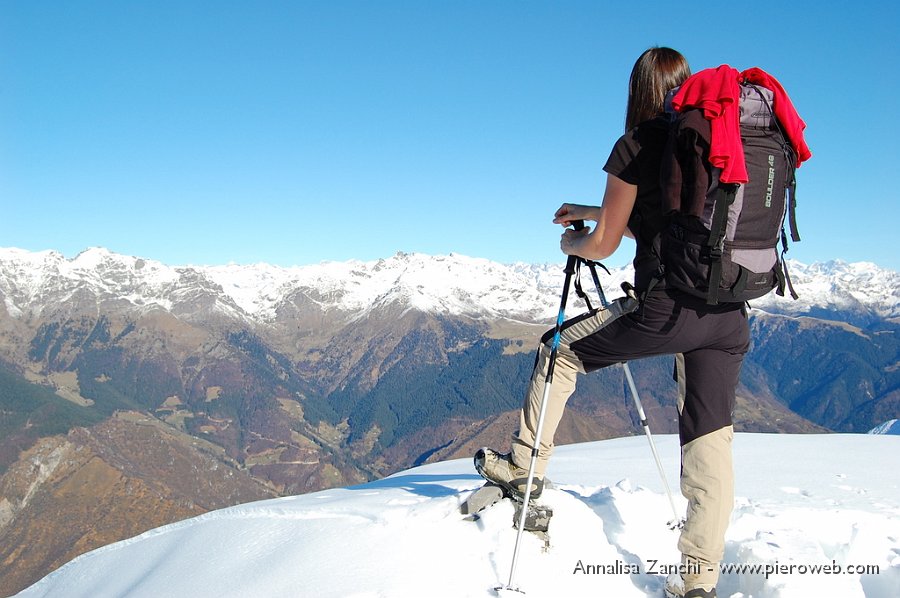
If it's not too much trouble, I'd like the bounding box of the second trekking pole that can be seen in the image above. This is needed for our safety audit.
[495,221,583,596]
[582,258,683,530]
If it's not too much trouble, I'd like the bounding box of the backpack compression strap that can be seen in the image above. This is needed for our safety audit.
[777,152,800,300]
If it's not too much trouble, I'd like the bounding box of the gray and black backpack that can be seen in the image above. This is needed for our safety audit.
[659,84,801,305]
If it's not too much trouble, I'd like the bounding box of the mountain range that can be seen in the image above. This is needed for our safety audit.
[1,246,898,595]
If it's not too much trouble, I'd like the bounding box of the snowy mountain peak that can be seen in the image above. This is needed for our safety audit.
[1,247,897,325]
[752,259,900,322]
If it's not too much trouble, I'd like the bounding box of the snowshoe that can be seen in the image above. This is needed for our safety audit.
[460,482,505,516]
[460,481,554,533]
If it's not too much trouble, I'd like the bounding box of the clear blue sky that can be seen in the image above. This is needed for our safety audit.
[2,1,898,269]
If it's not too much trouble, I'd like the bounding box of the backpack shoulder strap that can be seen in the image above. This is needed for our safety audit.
[704,183,738,305]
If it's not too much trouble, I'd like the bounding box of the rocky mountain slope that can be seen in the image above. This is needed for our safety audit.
[0,411,275,596]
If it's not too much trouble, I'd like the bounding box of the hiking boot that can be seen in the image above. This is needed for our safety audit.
[664,573,716,598]
[474,448,543,500]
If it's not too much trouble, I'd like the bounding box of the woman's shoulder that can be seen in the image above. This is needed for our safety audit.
[632,115,670,139]
[614,116,669,156]
[605,116,670,177]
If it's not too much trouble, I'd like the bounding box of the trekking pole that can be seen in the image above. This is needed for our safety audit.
[496,221,584,596]
[582,259,683,530]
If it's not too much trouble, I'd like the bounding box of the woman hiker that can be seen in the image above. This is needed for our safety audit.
[475,47,746,598]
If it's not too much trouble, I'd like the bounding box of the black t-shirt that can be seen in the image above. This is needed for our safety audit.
[602,116,670,292]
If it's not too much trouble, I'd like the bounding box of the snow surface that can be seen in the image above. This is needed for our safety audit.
[15,434,900,598]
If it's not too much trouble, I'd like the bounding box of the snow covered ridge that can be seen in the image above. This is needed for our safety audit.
[751,260,900,321]
[0,247,897,323]
[869,420,900,435]
[14,434,900,598]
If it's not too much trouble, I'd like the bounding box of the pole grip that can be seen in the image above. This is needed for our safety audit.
[564,220,585,273]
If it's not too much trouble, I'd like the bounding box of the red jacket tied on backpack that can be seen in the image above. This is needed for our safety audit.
[671,65,812,184]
